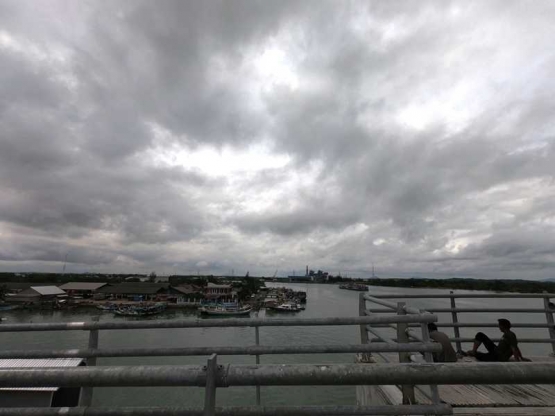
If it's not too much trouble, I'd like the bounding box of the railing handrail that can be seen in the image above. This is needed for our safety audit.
[363,295,422,314]
[368,307,554,313]
[369,336,555,344]
[0,342,442,359]
[369,293,555,298]
[0,405,454,416]
[0,315,436,333]
[372,322,555,328]
[1,362,554,387]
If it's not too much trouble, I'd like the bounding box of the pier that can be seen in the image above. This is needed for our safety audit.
[0,292,553,415]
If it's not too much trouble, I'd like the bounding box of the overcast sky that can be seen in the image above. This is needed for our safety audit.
[1,1,554,279]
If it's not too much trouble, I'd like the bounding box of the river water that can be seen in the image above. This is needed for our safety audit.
[1,283,552,406]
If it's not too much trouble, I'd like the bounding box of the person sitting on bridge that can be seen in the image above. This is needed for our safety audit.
[467,318,526,361]
[427,323,457,362]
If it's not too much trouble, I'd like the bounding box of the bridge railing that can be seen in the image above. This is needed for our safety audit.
[365,291,555,354]
[1,360,555,416]
[0,314,443,415]
[361,294,440,404]
[361,291,555,406]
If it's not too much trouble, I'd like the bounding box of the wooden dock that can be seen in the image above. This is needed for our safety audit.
[357,354,555,414]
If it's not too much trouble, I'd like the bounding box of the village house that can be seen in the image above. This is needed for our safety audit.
[171,285,204,305]
[204,283,237,303]
[7,286,66,304]
[58,282,108,298]
[96,282,170,301]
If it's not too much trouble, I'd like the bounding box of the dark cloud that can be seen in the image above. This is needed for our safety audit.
[1,1,554,277]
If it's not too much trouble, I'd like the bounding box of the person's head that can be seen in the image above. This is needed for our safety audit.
[428,323,438,332]
[498,318,511,332]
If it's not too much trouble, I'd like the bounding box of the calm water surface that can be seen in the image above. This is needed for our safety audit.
[1,283,552,406]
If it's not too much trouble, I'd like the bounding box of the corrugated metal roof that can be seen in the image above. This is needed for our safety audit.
[0,358,84,392]
[97,282,169,295]
[59,282,107,291]
[173,285,203,295]
[30,286,66,296]
[207,283,232,289]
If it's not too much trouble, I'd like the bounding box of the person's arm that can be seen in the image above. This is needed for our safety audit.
[512,346,523,361]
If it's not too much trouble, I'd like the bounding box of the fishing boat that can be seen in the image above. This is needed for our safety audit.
[198,305,252,316]
[96,303,118,311]
[339,283,368,291]
[267,302,301,312]
[114,303,167,316]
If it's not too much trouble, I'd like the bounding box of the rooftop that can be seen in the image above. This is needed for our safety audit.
[59,282,108,291]
[97,282,169,295]
[30,286,66,296]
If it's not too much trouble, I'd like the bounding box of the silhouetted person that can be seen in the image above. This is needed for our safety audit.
[427,323,457,362]
[467,318,525,361]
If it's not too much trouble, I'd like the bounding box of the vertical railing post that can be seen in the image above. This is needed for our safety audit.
[204,354,218,416]
[79,317,99,407]
[359,294,369,345]
[450,291,462,353]
[420,310,440,404]
[255,317,261,405]
[542,291,555,356]
[396,302,415,404]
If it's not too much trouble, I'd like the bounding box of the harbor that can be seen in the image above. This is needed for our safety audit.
[1,282,555,414]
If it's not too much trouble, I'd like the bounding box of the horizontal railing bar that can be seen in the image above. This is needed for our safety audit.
[370,293,555,299]
[0,342,442,359]
[370,337,555,343]
[368,308,552,313]
[371,322,555,328]
[0,315,436,333]
[364,295,421,314]
[0,363,554,387]
[0,404,453,416]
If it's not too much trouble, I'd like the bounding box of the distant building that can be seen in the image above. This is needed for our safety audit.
[171,285,204,305]
[58,282,108,297]
[96,283,170,301]
[204,283,237,303]
[7,286,66,304]
[289,276,311,283]
[1,282,32,294]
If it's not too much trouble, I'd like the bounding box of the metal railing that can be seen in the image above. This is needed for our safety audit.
[2,291,554,415]
[2,361,555,415]
[361,294,440,405]
[365,291,555,354]
[360,291,555,407]
[0,314,443,416]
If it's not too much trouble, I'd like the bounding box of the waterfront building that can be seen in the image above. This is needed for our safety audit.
[7,286,66,304]
[204,283,237,303]
[171,285,204,305]
[58,282,108,298]
[96,282,170,301]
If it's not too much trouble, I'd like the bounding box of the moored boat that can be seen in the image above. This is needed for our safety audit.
[114,303,167,316]
[97,303,118,311]
[198,305,252,316]
[267,302,301,312]
[339,283,368,291]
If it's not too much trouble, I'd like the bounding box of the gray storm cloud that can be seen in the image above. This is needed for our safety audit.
[0,0,554,278]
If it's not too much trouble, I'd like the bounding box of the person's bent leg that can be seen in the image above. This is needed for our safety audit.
[475,332,496,354]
